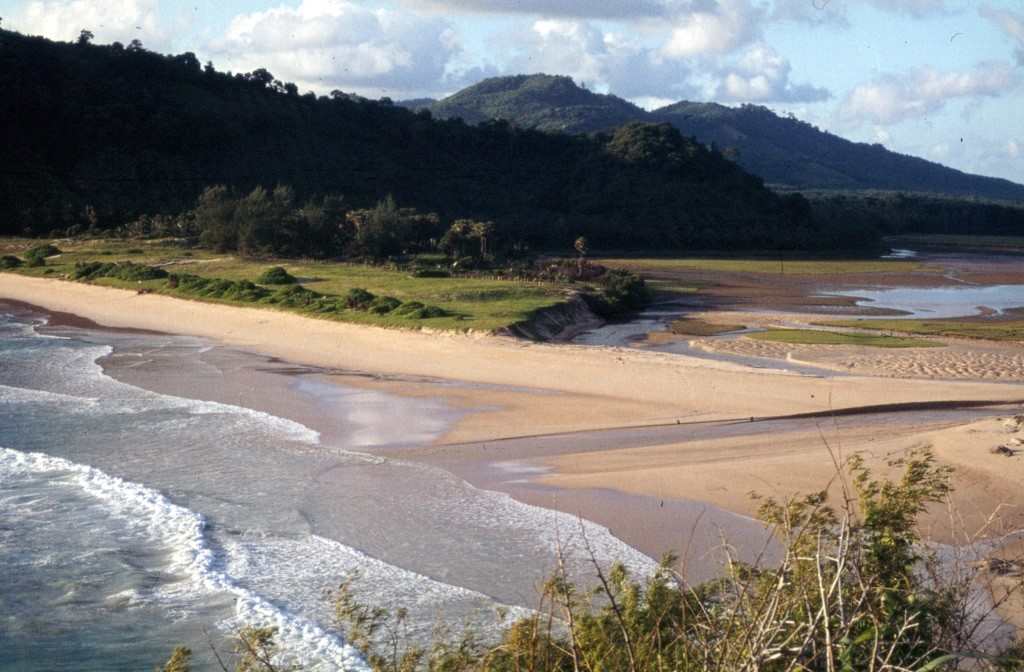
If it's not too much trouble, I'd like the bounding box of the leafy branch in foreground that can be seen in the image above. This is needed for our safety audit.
[162,449,1024,672]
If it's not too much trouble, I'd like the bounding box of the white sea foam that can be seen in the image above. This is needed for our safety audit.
[0,446,370,671]
[0,339,321,445]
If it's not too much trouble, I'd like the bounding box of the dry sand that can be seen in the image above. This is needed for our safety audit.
[537,416,1024,544]
[3,275,1022,432]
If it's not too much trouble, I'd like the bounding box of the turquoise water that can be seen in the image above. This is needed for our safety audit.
[0,308,657,671]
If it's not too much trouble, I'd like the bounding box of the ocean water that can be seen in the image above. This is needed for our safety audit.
[0,309,657,671]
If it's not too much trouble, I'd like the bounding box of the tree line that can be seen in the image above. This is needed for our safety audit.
[1,27,874,253]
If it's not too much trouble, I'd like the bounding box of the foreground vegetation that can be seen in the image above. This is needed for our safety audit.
[749,328,944,348]
[0,239,647,332]
[825,319,1024,343]
[162,450,1023,671]
[669,317,745,337]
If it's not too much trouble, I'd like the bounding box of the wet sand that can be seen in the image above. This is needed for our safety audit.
[694,332,1024,381]
[4,273,1024,601]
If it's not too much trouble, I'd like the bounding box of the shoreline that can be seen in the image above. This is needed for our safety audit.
[5,278,1024,552]
[3,275,1022,423]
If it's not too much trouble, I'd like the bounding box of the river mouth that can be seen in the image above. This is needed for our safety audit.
[572,251,1024,369]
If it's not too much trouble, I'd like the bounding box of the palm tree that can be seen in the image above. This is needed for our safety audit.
[472,220,495,259]
[574,236,588,275]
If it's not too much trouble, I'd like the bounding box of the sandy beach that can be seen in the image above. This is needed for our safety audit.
[3,275,1022,431]
[4,270,1024,636]
[534,416,1024,542]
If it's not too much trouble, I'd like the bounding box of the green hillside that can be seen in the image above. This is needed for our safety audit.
[420,74,1024,203]
[0,29,860,251]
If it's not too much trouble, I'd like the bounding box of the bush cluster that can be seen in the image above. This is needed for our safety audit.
[256,266,297,285]
[168,273,270,302]
[73,260,168,281]
[583,269,651,317]
[24,244,61,267]
[70,261,448,321]
[0,255,23,269]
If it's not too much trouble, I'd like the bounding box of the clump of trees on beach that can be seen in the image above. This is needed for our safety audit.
[160,450,1024,672]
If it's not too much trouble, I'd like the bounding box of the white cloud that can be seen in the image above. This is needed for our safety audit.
[980,4,1024,65]
[208,0,459,98]
[1008,140,1021,160]
[402,0,671,19]
[662,0,762,59]
[13,0,167,49]
[715,42,830,102]
[840,62,1017,126]
[507,19,696,99]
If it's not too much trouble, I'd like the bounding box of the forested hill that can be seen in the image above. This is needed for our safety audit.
[419,75,1024,202]
[425,75,645,134]
[0,29,861,250]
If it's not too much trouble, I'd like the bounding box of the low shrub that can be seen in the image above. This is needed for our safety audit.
[266,285,321,308]
[395,301,446,319]
[167,272,270,302]
[257,266,297,285]
[311,297,347,314]
[25,244,61,266]
[586,269,651,317]
[368,296,402,314]
[392,301,425,316]
[345,288,376,310]
[0,255,23,269]
[74,261,168,282]
[219,280,270,302]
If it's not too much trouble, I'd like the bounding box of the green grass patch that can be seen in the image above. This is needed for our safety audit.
[822,319,1024,342]
[669,318,745,337]
[0,239,568,332]
[599,257,922,275]
[749,328,943,348]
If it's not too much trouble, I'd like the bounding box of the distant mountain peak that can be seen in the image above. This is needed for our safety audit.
[426,75,1024,202]
[430,74,645,134]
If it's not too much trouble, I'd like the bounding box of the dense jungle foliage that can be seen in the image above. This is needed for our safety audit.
[1,29,870,252]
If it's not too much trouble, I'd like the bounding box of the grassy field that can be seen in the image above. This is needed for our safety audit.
[749,328,943,348]
[0,239,569,332]
[598,257,923,275]
[669,318,745,337]
[822,319,1024,342]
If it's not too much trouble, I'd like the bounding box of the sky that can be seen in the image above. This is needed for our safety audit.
[2,0,1023,184]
